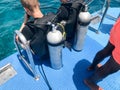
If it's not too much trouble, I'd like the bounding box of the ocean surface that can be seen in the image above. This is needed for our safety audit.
[0,0,120,60]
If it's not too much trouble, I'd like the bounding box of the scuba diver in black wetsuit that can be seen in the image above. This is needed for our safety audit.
[16,0,86,59]
[17,0,57,58]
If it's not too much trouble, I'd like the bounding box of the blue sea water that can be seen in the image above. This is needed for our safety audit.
[0,0,120,60]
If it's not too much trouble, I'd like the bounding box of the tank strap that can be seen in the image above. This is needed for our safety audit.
[57,23,66,40]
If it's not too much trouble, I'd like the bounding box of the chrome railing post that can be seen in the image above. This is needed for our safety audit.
[14,30,39,80]
[98,0,110,31]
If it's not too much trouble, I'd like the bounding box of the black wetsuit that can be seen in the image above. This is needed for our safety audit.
[22,13,56,57]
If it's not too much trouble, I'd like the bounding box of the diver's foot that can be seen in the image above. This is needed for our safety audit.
[84,79,103,90]
[87,64,102,71]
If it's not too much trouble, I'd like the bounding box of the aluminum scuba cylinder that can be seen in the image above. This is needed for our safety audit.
[47,23,64,70]
[73,5,91,51]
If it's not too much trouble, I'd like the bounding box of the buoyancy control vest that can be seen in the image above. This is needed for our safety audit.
[56,2,83,43]
[25,13,57,57]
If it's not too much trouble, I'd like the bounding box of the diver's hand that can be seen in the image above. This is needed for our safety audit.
[15,35,19,41]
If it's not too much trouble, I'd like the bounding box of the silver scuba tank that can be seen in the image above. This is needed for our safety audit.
[73,5,91,51]
[47,24,63,70]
